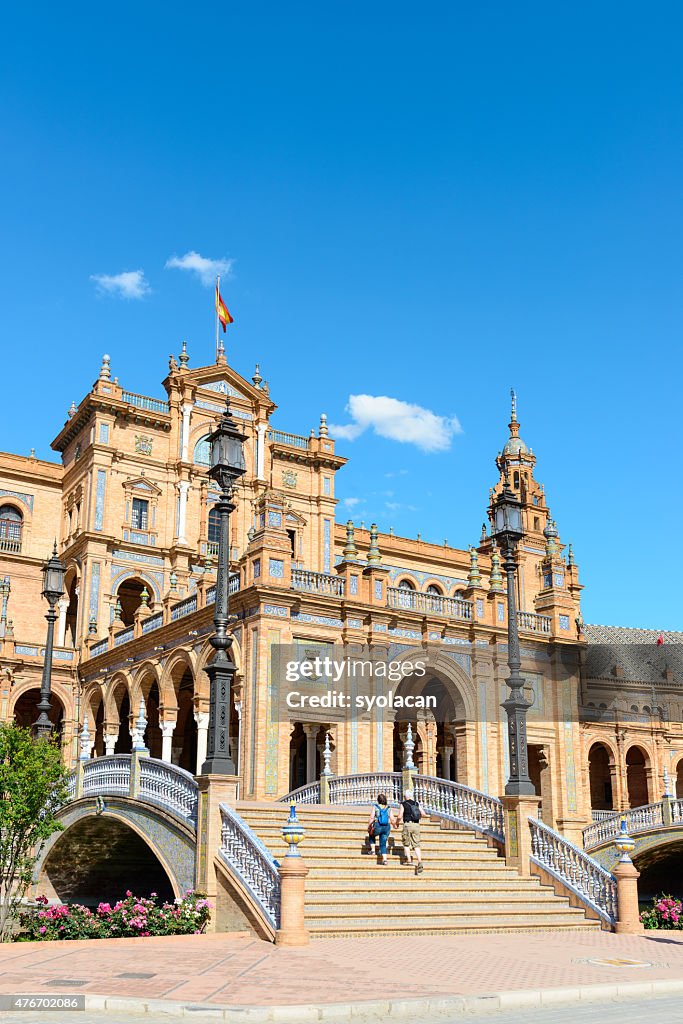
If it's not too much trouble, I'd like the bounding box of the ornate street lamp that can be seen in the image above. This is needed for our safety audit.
[34,542,66,740]
[491,472,535,796]
[202,397,247,774]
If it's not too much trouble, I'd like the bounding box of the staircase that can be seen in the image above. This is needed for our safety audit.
[236,803,600,937]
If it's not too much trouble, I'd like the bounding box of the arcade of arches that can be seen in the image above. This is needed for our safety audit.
[587,740,683,811]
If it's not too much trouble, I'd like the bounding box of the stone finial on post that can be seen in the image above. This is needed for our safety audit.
[276,804,309,947]
[132,699,148,753]
[402,722,417,791]
[662,767,674,825]
[320,731,333,804]
[613,816,643,934]
[79,715,91,762]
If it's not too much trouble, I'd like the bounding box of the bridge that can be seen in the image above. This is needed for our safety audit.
[34,754,629,937]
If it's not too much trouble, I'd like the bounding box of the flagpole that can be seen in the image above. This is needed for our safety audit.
[215,274,220,362]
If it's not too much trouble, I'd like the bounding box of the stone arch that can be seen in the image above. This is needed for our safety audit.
[424,580,443,595]
[625,743,652,808]
[11,686,67,739]
[672,753,683,799]
[33,799,195,905]
[62,561,81,648]
[110,569,162,609]
[104,673,133,754]
[160,651,199,772]
[587,740,616,811]
[130,663,163,759]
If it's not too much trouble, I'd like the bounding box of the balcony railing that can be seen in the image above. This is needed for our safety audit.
[518,611,551,634]
[291,569,345,597]
[206,540,219,558]
[0,536,22,554]
[386,587,473,620]
[113,625,134,647]
[171,594,197,621]
[268,429,309,450]
[121,391,169,415]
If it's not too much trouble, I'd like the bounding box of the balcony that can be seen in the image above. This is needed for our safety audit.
[292,569,345,597]
[206,540,219,558]
[386,587,473,620]
[121,391,169,415]
[0,535,22,554]
[268,428,309,450]
[517,611,551,634]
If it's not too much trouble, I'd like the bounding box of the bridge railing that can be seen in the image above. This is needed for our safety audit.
[530,817,617,925]
[67,755,198,828]
[583,801,664,851]
[218,803,281,930]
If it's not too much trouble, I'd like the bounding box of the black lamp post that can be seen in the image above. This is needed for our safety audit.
[492,472,535,796]
[202,397,246,775]
[34,542,66,740]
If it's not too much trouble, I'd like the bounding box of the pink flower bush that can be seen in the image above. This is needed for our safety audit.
[641,895,683,930]
[18,892,211,942]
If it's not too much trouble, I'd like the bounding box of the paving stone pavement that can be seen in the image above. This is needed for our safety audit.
[2,929,683,1011]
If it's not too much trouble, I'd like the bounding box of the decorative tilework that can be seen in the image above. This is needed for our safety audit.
[99,423,109,443]
[268,511,282,527]
[347,617,362,628]
[444,651,471,673]
[323,519,331,573]
[442,636,470,646]
[478,681,489,791]
[497,602,505,622]
[562,680,578,811]
[374,580,383,600]
[0,489,34,512]
[476,598,484,618]
[373,623,388,632]
[349,575,359,596]
[265,628,281,795]
[323,477,331,496]
[384,563,467,589]
[111,549,165,567]
[269,558,284,578]
[429,631,441,641]
[15,644,39,656]
[559,614,570,631]
[263,604,288,618]
[94,470,106,531]
[110,568,163,602]
[290,612,343,628]
[253,559,261,578]
[202,379,241,398]
[388,627,421,640]
[89,562,100,626]
[554,572,565,588]
[194,399,225,413]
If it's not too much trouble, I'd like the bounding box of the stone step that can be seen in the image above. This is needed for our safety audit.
[305,874,545,888]
[305,911,593,930]
[305,889,568,905]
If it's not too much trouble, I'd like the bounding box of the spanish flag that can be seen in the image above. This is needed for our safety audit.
[215,282,233,332]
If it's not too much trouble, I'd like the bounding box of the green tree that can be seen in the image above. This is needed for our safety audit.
[0,723,69,941]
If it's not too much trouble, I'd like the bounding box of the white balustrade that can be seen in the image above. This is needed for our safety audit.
[278,781,321,804]
[171,594,197,621]
[530,817,617,924]
[141,611,163,634]
[328,772,403,805]
[138,758,198,824]
[268,429,309,450]
[517,611,551,634]
[412,774,504,841]
[386,587,473,620]
[81,756,130,796]
[291,569,345,597]
[113,626,134,647]
[219,803,281,928]
[583,801,664,850]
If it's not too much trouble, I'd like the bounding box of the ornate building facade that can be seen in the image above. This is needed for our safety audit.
[0,346,679,845]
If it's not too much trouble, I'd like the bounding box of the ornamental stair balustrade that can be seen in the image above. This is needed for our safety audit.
[218,802,281,930]
[583,801,665,851]
[67,755,198,827]
[529,817,617,926]
[386,587,473,621]
[291,569,345,597]
[411,775,504,842]
[517,611,552,634]
[277,781,321,804]
[267,429,309,450]
[590,809,615,822]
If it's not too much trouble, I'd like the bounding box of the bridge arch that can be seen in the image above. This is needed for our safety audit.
[33,797,196,906]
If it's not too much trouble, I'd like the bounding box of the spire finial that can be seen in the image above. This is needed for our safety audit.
[68,401,77,419]
[252,364,263,388]
[99,354,111,381]
[179,341,189,369]
[342,519,358,560]
[319,413,328,438]
[510,387,517,422]
[367,523,382,565]
[216,338,226,365]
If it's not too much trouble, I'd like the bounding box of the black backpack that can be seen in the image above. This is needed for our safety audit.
[403,799,421,823]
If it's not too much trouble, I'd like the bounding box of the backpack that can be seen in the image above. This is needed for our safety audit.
[403,799,421,823]
[375,804,390,827]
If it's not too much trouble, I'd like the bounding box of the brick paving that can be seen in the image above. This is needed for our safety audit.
[1,930,683,1007]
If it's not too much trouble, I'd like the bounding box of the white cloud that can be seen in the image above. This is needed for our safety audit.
[165,250,234,286]
[342,497,363,508]
[386,501,418,513]
[329,395,462,453]
[90,270,150,299]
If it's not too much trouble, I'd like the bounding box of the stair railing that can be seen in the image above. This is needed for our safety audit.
[277,781,321,804]
[529,816,617,925]
[218,803,281,929]
[412,775,504,842]
[583,800,664,851]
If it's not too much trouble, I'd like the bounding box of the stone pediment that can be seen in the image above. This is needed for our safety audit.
[175,362,276,414]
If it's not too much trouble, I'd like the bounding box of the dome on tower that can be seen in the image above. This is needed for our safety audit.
[503,434,529,456]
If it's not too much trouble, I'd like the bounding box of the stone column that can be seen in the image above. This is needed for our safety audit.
[195,773,240,929]
[303,724,318,784]
[180,402,193,461]
[104,733,117,755]
[442,744,454,782]
[56,597,69,648]
[195,711,210,775]
[177,481,190,545]
[276,858,310,946]
[161,721,176,763]
[256,423,267,480]
[614,860,644,934]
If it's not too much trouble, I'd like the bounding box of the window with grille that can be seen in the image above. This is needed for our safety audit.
[131,498,149,530]
[208,508,220,543]
[0,505,22,540]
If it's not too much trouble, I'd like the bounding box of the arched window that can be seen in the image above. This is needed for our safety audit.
[208,508,220,544]
[426,584,442,595]
[398,579,415,590]
[0,505,22,551]
[193,436,211,467]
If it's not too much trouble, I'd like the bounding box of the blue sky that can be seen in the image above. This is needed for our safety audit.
[1,3,681,629]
